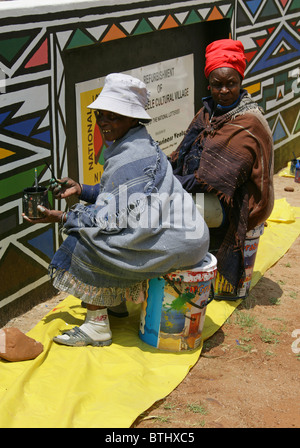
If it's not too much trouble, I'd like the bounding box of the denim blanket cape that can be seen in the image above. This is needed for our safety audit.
[49,125,209,294]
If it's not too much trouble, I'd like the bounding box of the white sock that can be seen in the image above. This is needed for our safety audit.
[58,308,112,342]
[80,308,112,341]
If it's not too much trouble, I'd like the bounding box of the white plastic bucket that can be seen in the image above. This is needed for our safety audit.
[139,253,217,351]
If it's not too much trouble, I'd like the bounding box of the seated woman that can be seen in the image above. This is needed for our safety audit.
[23,73,209,347]
[170,39,274,300]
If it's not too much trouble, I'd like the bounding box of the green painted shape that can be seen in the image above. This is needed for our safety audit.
[267,117,276,130]
[294,115,300,134]
[67,29,94,50]
[184,9,201,24]
[0,165,45,200]
[226,5,234,18]
[133,18,153,35]
[289,0,300,11]
[163,292,194,311]
[260,0,280,17]
[0,35,31,62]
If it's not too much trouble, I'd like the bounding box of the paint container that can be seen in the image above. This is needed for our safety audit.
[290,158,297,176]
[295,160,300,183]
[214,223,265,301]
[22,186,49,218]
[139,253,217,352]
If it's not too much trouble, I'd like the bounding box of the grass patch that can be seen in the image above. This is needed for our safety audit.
[154,416,171,423]
[265,350,276,357]
[269,297,281,306]
[187,403,208,415]
[289,291,298,300]
[259,326,280,344]
[163,403,177,410]
[235,310,258,329]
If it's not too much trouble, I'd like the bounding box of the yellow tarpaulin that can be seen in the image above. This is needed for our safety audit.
[0,199,299,428]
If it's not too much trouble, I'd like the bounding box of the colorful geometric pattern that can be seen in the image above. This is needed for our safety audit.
[237,0,300,151]
[0,0,299,309]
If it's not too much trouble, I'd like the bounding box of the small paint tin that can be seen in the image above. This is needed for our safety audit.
[290,159,297,176]
[23,186,49,218]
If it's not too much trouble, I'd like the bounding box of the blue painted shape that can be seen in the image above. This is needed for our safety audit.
[32,130,51,143]
[160,308,185,333]
[273,119,287,143]
[28,227,54,259]
[4,117,40,137]
[245,0,262,15]
[140,277,165,347]
[0,111,10,125]
[250,28,300,74]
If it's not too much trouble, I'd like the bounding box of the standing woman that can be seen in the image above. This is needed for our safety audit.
[170,39,274,299]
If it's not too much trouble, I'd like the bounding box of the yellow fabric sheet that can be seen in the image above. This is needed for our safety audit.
[0,199,299,428]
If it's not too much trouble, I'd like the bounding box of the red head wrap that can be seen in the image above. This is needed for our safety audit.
[204,39,246,79]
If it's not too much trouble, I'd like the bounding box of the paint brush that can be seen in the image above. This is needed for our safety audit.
[45,160,57,181]
[45,160,68,187]
[34,168,38,191]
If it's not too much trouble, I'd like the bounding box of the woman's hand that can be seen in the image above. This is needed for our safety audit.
[22,206,66,224]
[49,177,82,199]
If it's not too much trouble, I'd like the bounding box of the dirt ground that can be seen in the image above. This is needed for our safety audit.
[3,172,300,428]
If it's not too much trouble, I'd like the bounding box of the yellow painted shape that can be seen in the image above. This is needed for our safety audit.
[0,148,15,160]
[246,82,261,95]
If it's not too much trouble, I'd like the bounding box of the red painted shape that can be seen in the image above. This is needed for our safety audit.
[25,38,48,68]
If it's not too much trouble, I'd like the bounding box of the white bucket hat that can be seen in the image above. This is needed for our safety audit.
[88,73,151,122]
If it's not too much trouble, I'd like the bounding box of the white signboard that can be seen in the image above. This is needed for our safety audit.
[131,54,194,155]
[75,54,194,184]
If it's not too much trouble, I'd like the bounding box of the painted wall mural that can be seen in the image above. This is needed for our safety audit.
[236,0,300,161]
[0,0,299,313]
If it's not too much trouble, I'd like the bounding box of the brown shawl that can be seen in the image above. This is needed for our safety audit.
[170,93,274,288]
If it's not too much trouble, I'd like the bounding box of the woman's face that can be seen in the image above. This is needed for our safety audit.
[208,67,242,108]
[94,110,138,141]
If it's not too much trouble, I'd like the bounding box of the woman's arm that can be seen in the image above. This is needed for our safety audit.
[79,184,100,204]
[174,172,208,194]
